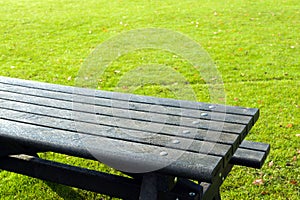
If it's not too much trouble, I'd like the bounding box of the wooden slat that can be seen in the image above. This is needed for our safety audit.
[0,84,253,134]
[0,82,253,126]
[230,141,270,168]
[230,148,267,169]
[0,76,259,121]
[0,107,233,162]
[0,90,247,135]
[0,119,222,182]
[239,140,270,153]
[0,98,239,146]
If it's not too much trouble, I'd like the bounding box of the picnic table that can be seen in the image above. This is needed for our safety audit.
[0,76,269,199]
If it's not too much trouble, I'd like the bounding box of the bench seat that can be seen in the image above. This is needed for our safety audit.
[0,140,269,200]
[231,140,270,168]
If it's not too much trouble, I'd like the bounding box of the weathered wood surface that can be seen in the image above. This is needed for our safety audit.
[0,76,261,182]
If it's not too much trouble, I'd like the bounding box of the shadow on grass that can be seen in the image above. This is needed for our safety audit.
[45,181,85,200]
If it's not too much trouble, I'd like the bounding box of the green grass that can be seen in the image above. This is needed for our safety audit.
[0,0,299,199]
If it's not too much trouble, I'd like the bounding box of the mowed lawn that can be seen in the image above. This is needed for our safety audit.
[0,0,299,199]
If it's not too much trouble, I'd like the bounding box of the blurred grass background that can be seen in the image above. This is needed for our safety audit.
[0,0,299,199]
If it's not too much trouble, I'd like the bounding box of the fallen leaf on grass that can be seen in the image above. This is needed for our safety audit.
[290,180,297,185]
[257,100,263,104]
[253,179,264,185]
[268,161,274,167]
[102,27,108,32]
[122,86,128,90]
[286,123,293,128]
[292,156,297,161]
[261,191,269,195]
